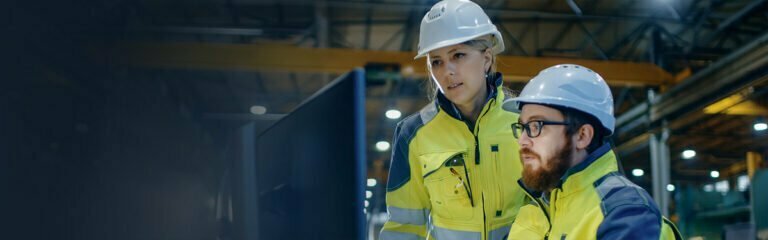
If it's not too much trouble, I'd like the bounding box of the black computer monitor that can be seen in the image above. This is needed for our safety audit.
[235,69,367,240]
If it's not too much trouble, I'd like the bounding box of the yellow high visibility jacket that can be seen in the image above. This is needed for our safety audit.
[380,74,527,240]
[508,144,682,240]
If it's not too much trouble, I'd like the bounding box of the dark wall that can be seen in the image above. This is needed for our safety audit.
[4,2,238,239]
[2,66,240,240]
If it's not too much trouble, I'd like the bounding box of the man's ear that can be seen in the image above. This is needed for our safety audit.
[574,124,595,150]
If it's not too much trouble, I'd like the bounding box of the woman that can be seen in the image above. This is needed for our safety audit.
[380,1,526,239]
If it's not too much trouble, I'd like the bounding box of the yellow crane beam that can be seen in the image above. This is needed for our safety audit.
[703,90,768,116]
[112,42,673,86]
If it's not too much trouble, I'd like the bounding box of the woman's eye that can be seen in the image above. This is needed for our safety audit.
[454,53,465,59]
[431,60,442,67]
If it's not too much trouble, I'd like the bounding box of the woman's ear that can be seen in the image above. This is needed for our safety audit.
[483,48,493,73]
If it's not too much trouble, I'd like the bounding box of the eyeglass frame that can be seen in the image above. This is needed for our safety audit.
[511,120,569,138]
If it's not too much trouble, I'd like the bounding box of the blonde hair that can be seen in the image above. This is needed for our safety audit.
[425,35,512,101]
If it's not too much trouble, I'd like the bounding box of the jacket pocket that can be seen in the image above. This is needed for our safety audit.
[420,151,474,221]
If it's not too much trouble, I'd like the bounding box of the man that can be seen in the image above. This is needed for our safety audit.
[501,64,682,240]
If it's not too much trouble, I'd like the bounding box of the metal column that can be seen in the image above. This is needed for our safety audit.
[649,127,671,217]
[660,127,671,217]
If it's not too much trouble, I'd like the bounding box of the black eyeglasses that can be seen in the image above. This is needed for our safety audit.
[511,120,569,138]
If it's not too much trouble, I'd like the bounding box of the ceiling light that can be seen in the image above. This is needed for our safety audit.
[682,149,696,159]
[250,105,267,115]
[385,109,402,119]
[367,178,377,187]
[375,141,391,151]
[754,122,767,131]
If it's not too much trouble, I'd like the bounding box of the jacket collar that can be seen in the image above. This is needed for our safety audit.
[556,143,619,195]
[557,143,612,186]
[434,72,504,121]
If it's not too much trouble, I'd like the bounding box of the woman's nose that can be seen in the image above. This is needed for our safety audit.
[445,61,457,74]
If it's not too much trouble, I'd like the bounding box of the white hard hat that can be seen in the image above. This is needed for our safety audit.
[502,64,615,135]
[414,0,504,59]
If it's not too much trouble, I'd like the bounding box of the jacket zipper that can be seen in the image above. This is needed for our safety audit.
[550,189,562,239]
[472,98,495,165]
[474,98,496,239]
[517,180,552,240]
[481,194,487,240]
[550,189,558,228]
[456,94,496,239]
[474,98,495,239]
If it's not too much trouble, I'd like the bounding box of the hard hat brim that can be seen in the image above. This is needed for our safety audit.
[502,96,615,136]
[414,30,504,59]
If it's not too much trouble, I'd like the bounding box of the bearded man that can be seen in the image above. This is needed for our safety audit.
[502,64,682,240]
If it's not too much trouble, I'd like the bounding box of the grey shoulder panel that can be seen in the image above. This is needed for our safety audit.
[419,102,438,125]
[594,172,663,240]
[385,104,437,192]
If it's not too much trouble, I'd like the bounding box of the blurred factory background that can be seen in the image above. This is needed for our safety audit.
[4,0,768,239]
